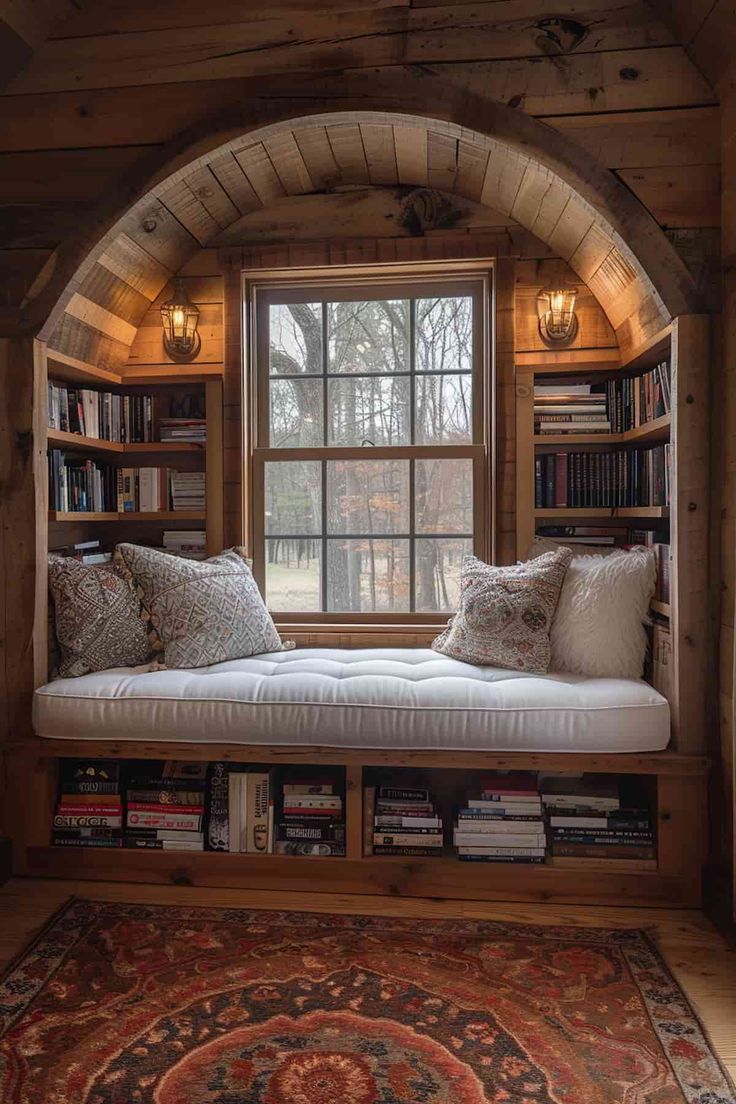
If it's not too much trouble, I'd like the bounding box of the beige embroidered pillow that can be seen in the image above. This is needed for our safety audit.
[114,544,287,668]
[48,556,152,678]
[432,549,572,673]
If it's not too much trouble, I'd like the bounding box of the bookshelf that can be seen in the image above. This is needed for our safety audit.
[36,346,224,684]
[516,318,710,754]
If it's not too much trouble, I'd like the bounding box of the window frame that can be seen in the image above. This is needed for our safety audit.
[244,264,495,627]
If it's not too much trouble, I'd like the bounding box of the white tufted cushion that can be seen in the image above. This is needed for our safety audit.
[34,647,670,753]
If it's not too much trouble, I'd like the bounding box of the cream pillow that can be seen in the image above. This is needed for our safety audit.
[529,543,656,678]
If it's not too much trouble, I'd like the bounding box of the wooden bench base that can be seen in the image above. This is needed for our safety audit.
[9,740,709,909]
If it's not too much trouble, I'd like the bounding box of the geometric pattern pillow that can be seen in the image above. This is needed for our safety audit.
[113,544,288,668]
[48,556,152,678]
[431,548,572,674]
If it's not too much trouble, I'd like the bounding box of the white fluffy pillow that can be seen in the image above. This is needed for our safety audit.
[529,544,655,678]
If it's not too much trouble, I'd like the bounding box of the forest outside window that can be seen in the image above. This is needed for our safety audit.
[250,275,490,621]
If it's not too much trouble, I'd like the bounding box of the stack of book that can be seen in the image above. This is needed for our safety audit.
[606,360,670,432]
[228,767,276,853]
[53,759,123,848]
[159,418,206,444]
[48,384,154,442]
[364,784,443,857]
[117,467,168,512]
[124,761,207,852]
[454,774,546,863]
[534,384,610,436]
[535,445,670,509]
[542,775,655,869]
[49,451,117,512]
[53,539,112,565]
[171,471,206,512]
[162,530,207,560]
[275,774,345,856]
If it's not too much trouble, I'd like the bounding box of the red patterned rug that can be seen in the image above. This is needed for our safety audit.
[0,899,733,1104]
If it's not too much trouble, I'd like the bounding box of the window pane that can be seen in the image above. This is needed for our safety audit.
[416,296,473,372]
[328,299,409,374]
[327,539,409,612]
[265,461,321,536]
[327,459,409,535]
[415,459,473,534]
[266,539,321,611]
[269,378,323,447]
[415,374,472,443]
[269,303,322,375]
[415,538,472,612]
[328,376,410,445]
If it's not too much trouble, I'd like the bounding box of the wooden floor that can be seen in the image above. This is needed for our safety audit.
[1,877,735,1079]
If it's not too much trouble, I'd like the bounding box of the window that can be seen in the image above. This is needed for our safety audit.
[249,273,491,622]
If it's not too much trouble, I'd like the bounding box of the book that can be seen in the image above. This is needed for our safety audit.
[282,796,342,811]
[374,832,444,848]
[374,815,442,828]
[454,831,546,847]
[457,813,543,825]
[278,822,346,842]
[54,813,123,828]
[551,843,655,859]
[282,782,334,795]
[126,810,203,831]
[372,845,442,856]
[125,829,203,842]
[228,771,244,853]
[245,771,271,853]
[549,856,657,871]
[124,838,204,851]
[363,785,376,857]
[458,854,544,863]
[53,836,122,848]
[274,840,346,856]
[378,786,429,802]
[457,845,546,857]
[52,828,121,840]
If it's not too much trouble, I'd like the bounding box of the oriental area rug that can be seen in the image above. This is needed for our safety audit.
[0,900,733,1104]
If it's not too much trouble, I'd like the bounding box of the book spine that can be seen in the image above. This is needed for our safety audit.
[457,854,544,863]
[374,833,444,847]
[372,845,442,856]
[54,814,122,828]
[53,837,123,848]
[126,811,203,830]
[246,772,270,853]
[551,843,655,859]
[363,785,375,857]
[378,787,429,802]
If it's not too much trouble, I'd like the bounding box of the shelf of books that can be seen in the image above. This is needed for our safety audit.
[24,754,705,905]
[516,317,711,754]
[40,351,224,629]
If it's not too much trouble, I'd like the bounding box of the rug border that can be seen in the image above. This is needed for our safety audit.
[639,925,736,1101]
[0,893,79,987]
[1,897,734,1103]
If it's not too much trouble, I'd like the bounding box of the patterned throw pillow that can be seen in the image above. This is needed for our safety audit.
[431,548,572,673]
[48,556,152,678]
[114,544,288,668]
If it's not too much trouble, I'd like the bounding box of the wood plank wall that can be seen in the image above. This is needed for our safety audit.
[0,0,729,899]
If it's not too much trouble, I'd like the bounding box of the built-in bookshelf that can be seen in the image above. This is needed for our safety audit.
[35,349,224,685]
[516,319,710,753]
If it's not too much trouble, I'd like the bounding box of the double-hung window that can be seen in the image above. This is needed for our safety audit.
[249,272,491,623]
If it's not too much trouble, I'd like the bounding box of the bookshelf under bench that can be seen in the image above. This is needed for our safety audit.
[16,740,708,908]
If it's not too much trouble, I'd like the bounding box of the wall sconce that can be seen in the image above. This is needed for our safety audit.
[160,279,201,362]
[536,283,578,347]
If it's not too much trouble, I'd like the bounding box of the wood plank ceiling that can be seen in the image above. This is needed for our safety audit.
[0,0,719,360]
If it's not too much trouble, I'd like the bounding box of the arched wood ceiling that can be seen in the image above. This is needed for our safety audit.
[38,92,701,370]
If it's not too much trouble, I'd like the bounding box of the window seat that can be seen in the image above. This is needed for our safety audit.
[33,647,670,754]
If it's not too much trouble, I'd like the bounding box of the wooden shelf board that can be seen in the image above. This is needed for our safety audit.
[49,511,206,522]
[517,348,620,374]
[47,430,124,454]
[124,441,204,452]
[24,845,686,906]
[25,738,707,776]
[534,414,670,448]
[651,599,671,618]
[535,507,669,519]
[47,349,122,386]
[47,430,204,455]
[619,323,672,372]
[122,363,224,385]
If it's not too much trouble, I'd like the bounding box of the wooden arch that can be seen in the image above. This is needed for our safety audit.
[36,70,700,366]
